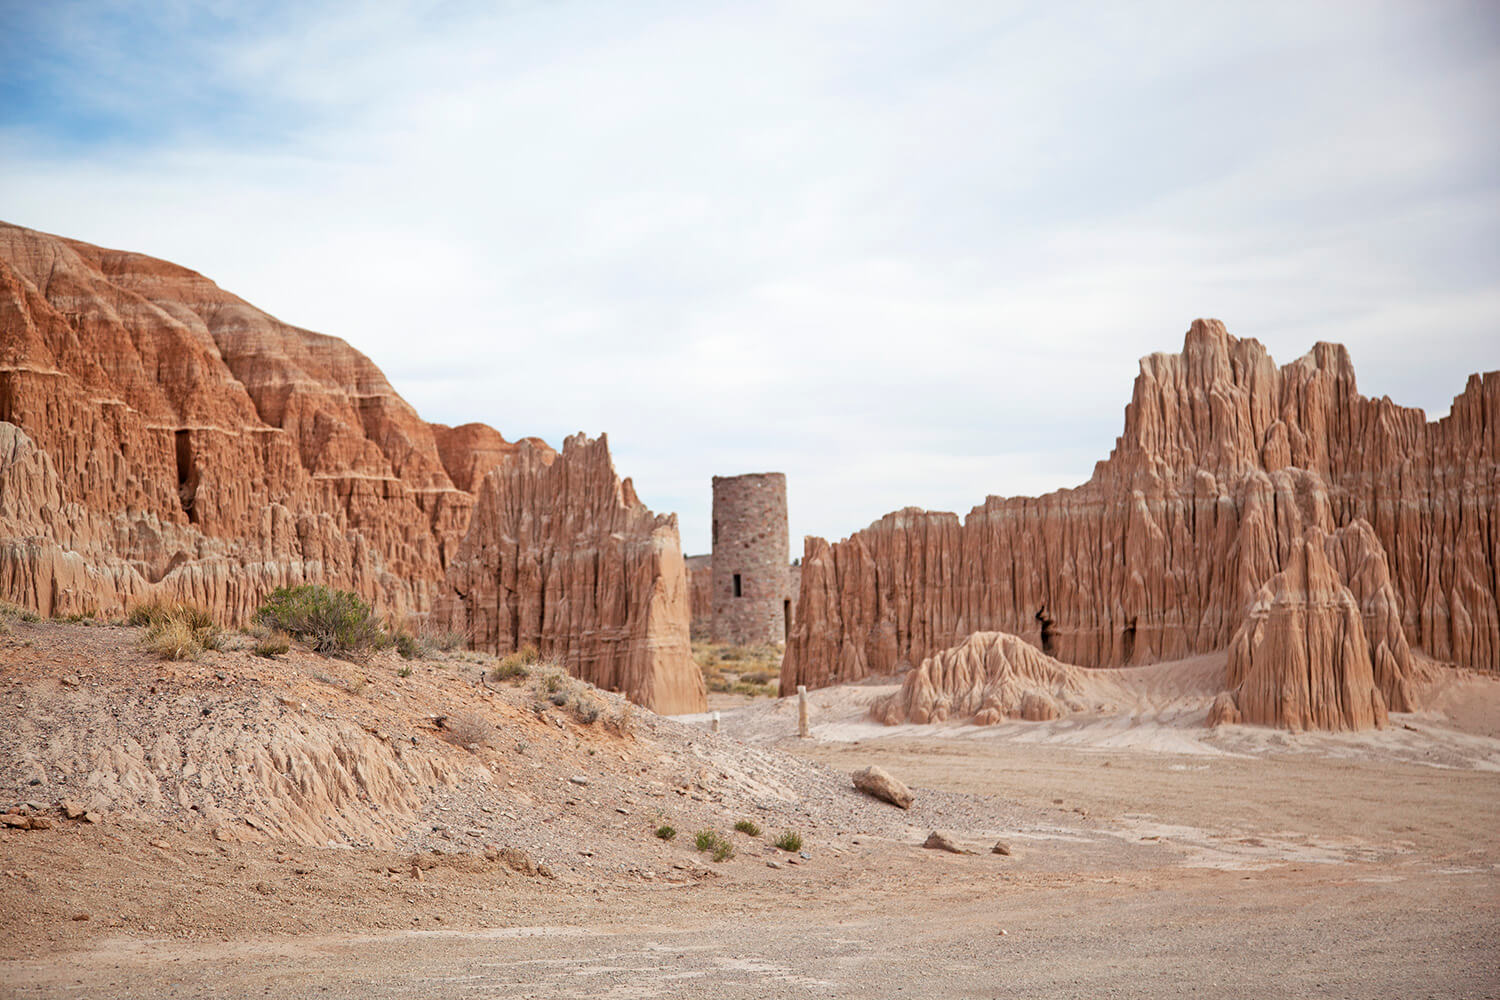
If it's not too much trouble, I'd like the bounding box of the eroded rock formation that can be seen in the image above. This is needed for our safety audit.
[437,434,705,713]
[0,221,703,712]
[1212,527,1388,732]
[872,631,1093,725]
[784,320,1498,714]
[1210,522,1428,731]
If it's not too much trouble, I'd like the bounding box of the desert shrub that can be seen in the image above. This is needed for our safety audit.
[136,602,222,661]
[421,627,470,653]
[694,829,719,852]
[443,710,493,748]
[549,691,568,707]
[253,585,391,660]
[491,659,531,682]
[733,819,762,837]
[128,600,209,630]
[253,630,291,658]
[603,701,635,736]
[712,839,735,862]
[0,601,40,626]
[573,695,602,725]
[398,665,413,678]
[655,824,676,841]
[774,830,803,853]
[394,631,421,660]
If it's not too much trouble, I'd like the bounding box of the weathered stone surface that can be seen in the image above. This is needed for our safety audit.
[1212,525,1399,732]
[0,221,701,711]
[437,434,706,714]
[851,765,913,809]
[872,631,1091,726]
[710,473,790,645]
[922,831,971,854]
[783,320,1499,704]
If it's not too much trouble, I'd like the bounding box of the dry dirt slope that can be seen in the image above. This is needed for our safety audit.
[1,620,1497,997]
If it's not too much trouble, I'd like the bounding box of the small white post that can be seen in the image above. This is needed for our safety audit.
[797,685,810,738]
[710,711,721,733]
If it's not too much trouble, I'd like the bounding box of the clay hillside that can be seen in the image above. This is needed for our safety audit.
[783,320,1498,730]
[0,222,704,713]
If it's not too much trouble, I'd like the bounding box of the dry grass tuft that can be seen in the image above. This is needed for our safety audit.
[135,602,223,661]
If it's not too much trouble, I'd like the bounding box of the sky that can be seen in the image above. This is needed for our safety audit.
[2,0,1497,555]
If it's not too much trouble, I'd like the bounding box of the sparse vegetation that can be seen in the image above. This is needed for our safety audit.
[733,819,762,837]
[692,640,782,698]
[253,630,291,658]
[774,830,804,853]
[133,602,223,660]
[491,645,539,681]
[394,631,421,660]
[655,824,677,841]
[0,601,40,633]
[398,665,413,678]
[693,828,735,860]
[253,585,391,660]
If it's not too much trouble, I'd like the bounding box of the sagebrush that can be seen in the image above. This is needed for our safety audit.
[253,585,391,659]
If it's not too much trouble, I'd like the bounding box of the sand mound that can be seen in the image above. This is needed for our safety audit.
[871,632,1099,725]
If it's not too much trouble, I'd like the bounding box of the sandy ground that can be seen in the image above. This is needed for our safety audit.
[2,627,1498,998]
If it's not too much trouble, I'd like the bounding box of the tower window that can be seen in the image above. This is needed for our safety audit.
[733,574,742,598]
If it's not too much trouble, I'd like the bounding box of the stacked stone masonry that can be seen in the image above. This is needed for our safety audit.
[710,473,791,645]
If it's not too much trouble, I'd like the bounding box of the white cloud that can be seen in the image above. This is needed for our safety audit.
[2,0,1497,553]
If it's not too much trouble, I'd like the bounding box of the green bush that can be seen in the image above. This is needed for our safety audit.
[712,839,735,862]
[733,819,762,837]
[253,586,391,660]
[694,829,719,852]
[655,824,677,841]
[394,631,421,660]
[774,830,803,853]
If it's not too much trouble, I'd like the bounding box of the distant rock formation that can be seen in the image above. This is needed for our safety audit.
[872,631,1092,725]
[437,434,705,713]
[783,320,1497,730]
[0,221,703,713]
[1211,522,1426,731]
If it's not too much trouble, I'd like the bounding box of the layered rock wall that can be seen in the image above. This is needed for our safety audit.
[783,320,1498,697]
[437,434,705,713]
[0,221,702,712]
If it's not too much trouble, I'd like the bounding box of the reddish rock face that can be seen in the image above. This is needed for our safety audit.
[437,434,706,714]
[0,221,702,713]
[783,320,1499,704]
[1209,520,1429,732]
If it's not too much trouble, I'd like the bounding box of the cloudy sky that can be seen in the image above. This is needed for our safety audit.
[3,1,1497,553]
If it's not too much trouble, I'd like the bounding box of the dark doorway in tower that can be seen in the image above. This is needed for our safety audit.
[1035,606,1056,656]
[732,574,742,598]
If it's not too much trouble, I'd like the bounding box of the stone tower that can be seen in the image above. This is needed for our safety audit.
[711,473,790,645]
